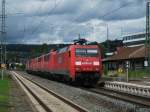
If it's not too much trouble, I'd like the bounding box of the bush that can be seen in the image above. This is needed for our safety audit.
[104,67,108,76]
[128,69,149,78]
[15,64,26,70]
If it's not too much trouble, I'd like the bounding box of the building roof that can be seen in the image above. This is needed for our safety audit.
[104,46,148,61]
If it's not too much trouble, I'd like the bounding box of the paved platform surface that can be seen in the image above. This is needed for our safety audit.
[9,75,34,112]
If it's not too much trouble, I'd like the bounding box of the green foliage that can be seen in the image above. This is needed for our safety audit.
[0,73,10,112]
[98,44,106,58]
[30,43,49,58]
[100,39,123,58]
[128,69,149,78]
[103,65,108,76]
[40,43,49,53]
[15,64,26,70]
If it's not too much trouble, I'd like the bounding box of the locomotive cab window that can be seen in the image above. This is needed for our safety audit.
[87,49,98,56]
[75,48,98,57]
[75,49,86,56]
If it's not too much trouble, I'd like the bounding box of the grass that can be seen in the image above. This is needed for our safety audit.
[102,69,150,81]
[0,71,10,112]
[129,69,150,79]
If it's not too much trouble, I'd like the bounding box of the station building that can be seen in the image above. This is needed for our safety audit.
[103,32,148,72]
[104,46,148,70]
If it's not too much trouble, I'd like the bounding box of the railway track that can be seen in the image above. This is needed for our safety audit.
[11,70,150,111]
[88,86,150,108]
[11,71,88,112]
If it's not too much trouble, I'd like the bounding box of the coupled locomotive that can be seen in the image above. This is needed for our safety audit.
[26,39,103,85]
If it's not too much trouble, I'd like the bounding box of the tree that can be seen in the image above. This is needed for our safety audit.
[30,43,49,58]
[40,43,49,53]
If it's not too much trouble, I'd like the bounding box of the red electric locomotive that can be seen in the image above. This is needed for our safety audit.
[26,39,103,85]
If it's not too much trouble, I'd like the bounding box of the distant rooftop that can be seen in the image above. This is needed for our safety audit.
[104,46,148,61]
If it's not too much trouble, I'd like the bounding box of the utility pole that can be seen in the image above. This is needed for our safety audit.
[146,2,150,72]
[106,24,109,54]
[106,24,109,76]
[121,27,123,37]
[78,33,81,39]
[0,0,6,79]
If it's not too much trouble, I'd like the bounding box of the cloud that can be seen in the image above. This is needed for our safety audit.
[3,0,147,44]
[74,0,145,22]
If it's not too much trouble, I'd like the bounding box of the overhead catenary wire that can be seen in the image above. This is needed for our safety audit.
[65,1,134,41]
[29,0,62,35]
[73,2,133,22]
[20,0,49,40]
[101,2,132,19]
[8,1,136,44]
[5,0,62,44]
[21,1,133,37]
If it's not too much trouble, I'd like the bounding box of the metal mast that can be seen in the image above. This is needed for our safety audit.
[146,2,150,71]
[106,24,109,55]
[0,0,6,65]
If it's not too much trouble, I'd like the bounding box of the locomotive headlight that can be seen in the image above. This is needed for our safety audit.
[75,61,81,65]
[93,61,99,66]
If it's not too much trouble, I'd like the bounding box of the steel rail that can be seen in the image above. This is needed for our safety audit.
[13,71,88,112]
[14,71,150,108]
[88,87,150,108]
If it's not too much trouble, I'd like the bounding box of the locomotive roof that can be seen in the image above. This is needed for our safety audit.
[29,44,99,61]
[71,44,98,48]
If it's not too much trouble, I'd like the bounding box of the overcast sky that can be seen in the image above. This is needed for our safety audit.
[1,0,147,44]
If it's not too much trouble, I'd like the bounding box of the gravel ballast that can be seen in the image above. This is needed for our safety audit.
[17,71,150,112]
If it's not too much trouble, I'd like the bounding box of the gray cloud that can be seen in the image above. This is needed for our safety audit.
[3,0,147,44]
[74,0,145,22]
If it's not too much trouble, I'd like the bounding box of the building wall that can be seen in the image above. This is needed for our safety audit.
[107,58,145,71]
[122,33,146,47]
